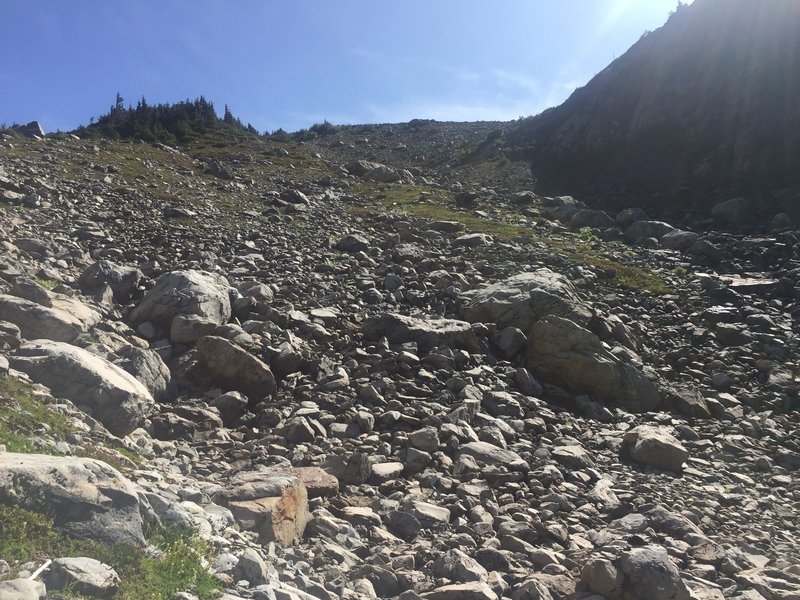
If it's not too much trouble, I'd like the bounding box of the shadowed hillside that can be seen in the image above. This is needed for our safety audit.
[506,0,800,220]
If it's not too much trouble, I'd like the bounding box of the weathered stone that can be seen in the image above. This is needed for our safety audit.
[196,335,276,401]
[11,340,154,436]
[45,557,120,599]
[461,270,591,330]
[527,316,660,412]
[221,470,310,546]
[128,269,231,328]
[0,578,46,600]
[0,453,145,546]
[622,426,689,472]
[0,294,98,343]
[79,260,143,303]
[363,312,479,352]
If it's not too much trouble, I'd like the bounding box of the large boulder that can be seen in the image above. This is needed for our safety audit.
[195,335,276,401]
[581,546,690,600]
[0,453,146,546]
[527,316,660,412]
[711,197,753,225]
[363,312,479,353]
[460,270,591,330]
[216,469,310,545]
[44,557,120,599]
[622,426,689,472]
[346,160,402,183]
[79,260,143,303]
[128,270,232,328]
[10,340,155,436]
[0,294,99,343]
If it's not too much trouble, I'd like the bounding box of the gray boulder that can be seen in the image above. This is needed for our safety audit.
[582,546,690,600]
[196,335,276,401]
[711,197,753,225]
[79,260,143,303]
[622,426,689,472]
[527,316,660,412]
[0,453,146,546]
[363,312,479,353]
[11,340,155,436]
[44,557,120,598]
[624,220,676,243]
[461,270,591,330]
[128,270,232,328]
[660,230,700,251]
[0,294,99,343]
[0,579,46,600]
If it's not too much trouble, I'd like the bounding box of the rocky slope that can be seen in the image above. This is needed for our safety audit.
[0,127,798,600]
[505,0,800,222]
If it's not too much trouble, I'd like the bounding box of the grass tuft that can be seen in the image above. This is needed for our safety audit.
[0,505,220,599]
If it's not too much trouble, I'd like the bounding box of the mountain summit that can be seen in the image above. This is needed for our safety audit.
[507,0,800,220]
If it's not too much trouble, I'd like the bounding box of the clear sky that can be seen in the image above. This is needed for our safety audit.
[1,1,688,134]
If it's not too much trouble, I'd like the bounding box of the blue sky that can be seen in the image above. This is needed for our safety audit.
[1,1,688,133]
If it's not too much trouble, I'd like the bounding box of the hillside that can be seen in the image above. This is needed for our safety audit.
[0,122,798,600]
[506,0,800,221]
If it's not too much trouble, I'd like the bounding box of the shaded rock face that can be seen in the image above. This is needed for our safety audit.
[506,0,800,220]
[195,335,277,402]
[128,269,232,328]
[526,316,660,412]
[10,340,155,436]
[0,294,99,343]
[460,270,591,330]
[0,453,145,546]
[216,470,310,546]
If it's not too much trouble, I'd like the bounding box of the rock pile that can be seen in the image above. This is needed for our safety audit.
[0,130,797,599]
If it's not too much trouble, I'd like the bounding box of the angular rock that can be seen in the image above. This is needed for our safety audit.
[220,470,310,546]
[458,441,528,470]
[196,335,276,402]
[527,316,660,412]
[0,453,145,546]
[128,269,232,328]
[422,582,499,600]
[79,260,143,303]
[44,557,120,598]
[461,270,591,330]
[363,312,479,352]
[622,426,689,472]
[11,340,155,436]
[0,294,97,343]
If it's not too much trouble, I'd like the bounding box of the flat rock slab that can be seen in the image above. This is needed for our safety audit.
[11,339,154,436]
[458,441,529,470]
[0,453,145,546]
[460,269,591,331]
[0,294,99,343]
[363,312,479,352]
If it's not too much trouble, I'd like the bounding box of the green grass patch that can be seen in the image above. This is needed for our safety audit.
[348,186,670,294]
[0,505,220,599]
[350,183,530,240]
[0,376,143,469]
[0,377,73,453]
